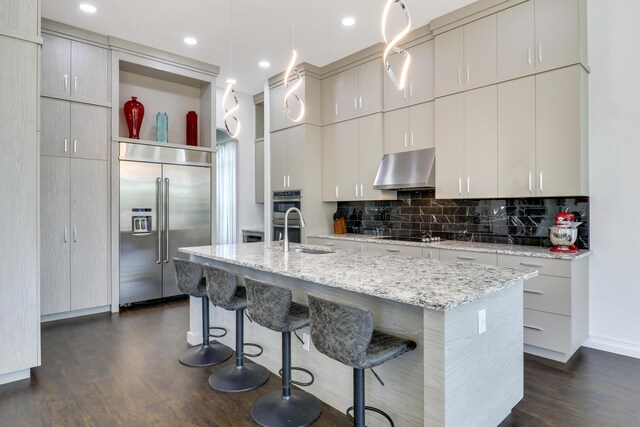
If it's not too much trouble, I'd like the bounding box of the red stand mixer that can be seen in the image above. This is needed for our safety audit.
[549,212,580,254]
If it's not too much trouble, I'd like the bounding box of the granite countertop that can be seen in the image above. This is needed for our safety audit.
[308,233,591,260]
[179,243,537,312]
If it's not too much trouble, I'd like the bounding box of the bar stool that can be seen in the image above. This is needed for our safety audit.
[245,278,322,427]
[308,295,416,427]
[173,258,233,367]
[202,265,270,392]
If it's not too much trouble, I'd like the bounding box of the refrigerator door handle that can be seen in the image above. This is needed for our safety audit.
[164,177,170,263]
[156,177,162,264]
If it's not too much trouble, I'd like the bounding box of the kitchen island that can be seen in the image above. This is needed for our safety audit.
[180,243,537,426]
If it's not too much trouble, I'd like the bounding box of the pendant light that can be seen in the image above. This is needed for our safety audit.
[283,0,304,122]
[222,0,241,138]
[381,0,412,90]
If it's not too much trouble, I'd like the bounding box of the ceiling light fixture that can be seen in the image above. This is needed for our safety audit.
[342,17,356,26]
[283,0,305,122]
[79,3,97,13]
[183,37,198,45]
[258,60,271,68]
[381,0,412,90]
[222,0,240,138]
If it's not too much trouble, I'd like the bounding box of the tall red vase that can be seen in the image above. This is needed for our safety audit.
[124,96,144,139]
[186,111,198,146]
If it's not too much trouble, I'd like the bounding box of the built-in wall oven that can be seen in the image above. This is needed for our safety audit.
[272,190,302,243]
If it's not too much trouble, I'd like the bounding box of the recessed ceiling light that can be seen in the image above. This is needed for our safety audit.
[226,78,237,84]
[183,37,198,45]
[258,60,271,68]
[79,3,97,13]
[342,17,356,26]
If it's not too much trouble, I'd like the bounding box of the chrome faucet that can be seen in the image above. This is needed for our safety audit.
[283,207,306,253]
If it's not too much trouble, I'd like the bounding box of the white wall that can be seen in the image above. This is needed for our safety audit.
[584,0,640,358]
[215,88,264,243]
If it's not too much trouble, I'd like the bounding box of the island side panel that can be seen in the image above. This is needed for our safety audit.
[424,281,523,426]
[190,255,425,427]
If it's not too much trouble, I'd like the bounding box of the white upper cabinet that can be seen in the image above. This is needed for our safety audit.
[498,0,587,81]
[41,33,109,104]
[357,59,383,116]
[384,40,435,111]
[384,101,435,154]
[435,15,497,97]
[321,73,341,125]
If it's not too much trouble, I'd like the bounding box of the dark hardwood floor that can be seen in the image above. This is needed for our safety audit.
[1,299,639,426]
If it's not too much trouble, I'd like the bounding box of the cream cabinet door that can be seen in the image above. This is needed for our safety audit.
[70,41,109,104]
[285,125,305,190]
[41,98,70,158]
[70,159,108,310]
[407,40,435,105]
[270,129,287,191]
[497,1,535,81]
[70,103,109,161]
[321,73,341,125]
[536,66,584,196]
[464,85,497,199]
[357,59,382,116]
[439,249,497,265]
[409,102,435,151]
[383,49,409,112]
[435,93,465,199]
[498,76,536,197]
[339,67,359,121]
[435,26,464,97]
[321,124,340,201]
[359,114,385,200]
[463,14,497,90]
[40,156,71,315]
[534,0,582,73]
[269,84,286,131]
[41,34,71,98]
[383,108,409,154]
[338,120,360,201]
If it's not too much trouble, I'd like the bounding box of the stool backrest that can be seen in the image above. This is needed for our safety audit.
[308,295,374,368]
[173,258,206,298]
[203,264,241,309]
[245,278,292,332]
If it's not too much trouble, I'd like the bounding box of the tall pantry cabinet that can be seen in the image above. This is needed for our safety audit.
[40,25,110,317]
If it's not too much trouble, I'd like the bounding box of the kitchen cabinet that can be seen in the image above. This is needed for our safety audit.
[384,40,434,112]
[384,102,435,154]
[497,0,587,81]
[321,59,382,125]
[270,74,321,131]
[362,242,422,257]
[41,157,108,315]
[439,249,497,265]
[435,85,497,199]
[41,97,109,160]
[41,33,109,104]
[255,139,264,203]
[435,14,497,97]
[271,124,322,192]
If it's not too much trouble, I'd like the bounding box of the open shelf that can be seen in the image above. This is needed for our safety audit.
[115,137,215,152]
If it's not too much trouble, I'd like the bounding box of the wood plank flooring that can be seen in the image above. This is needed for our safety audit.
[1,299,639,426]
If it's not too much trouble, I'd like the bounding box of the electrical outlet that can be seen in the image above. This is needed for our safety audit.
[302,332,311,351]
[478,309,487,335]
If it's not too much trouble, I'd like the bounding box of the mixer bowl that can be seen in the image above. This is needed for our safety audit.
[549,226,578,246]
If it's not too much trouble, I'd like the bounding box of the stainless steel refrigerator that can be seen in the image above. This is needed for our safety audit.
[119,143,212,304]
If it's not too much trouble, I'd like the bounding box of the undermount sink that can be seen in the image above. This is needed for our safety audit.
[290,247,332,255]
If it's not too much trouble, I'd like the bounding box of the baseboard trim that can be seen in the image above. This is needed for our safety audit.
[41,305,111,323]
[583,336,640,359]
[186,331,200,346]
[0,369,30,385]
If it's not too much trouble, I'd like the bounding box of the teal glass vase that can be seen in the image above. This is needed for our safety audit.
[156,112,168,143]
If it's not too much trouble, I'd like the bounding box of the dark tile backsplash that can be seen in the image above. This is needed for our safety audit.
[336,190,589,249]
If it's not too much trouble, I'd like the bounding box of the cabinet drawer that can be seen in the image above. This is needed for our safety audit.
[422,248,440,260]
[439,249,497,265]
[524,275,571,316]
[498,254,571,278]
[362,243,422,257]
[523,309,571,354]
[307,237,357,251]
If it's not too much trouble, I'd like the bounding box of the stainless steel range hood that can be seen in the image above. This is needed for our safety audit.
[373,148,436,190]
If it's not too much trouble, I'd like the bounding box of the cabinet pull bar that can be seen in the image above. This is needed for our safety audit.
[73,226,77,243]
[524,289,545,295]
[360,184,363,198]
[457,256,476,261]
[524,324,545,332]
[73,76,78,93]
[386,249,400,253]
[458,177,462,195]
[335,185,339,199]
[403,87,407,100]
[354,97,358,111]
[410,82,414,98]
[164,178,170,263]
[519,262,543,268]
[457,67,462,85]
[64,138,68,152]
[467,176,470,195]
[411,132,414,148]
[466,65,470,83]
[64,226,68,243]
[355,185,359,198]
[73,139,77,153]
[284,176,286,188]
[539,172,543,193]
[359,97,363,110]
[528,172,533,193]
[156,178,162,264]
[538,43,543,63]
[404,133,408,149]
[287,175,290,188]
[335,102,338,117]
[64,74,68,91]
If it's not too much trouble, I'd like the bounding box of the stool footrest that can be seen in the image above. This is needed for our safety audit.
[209,326,227,339]
[243,342,263,358]
[347,405,395,427]
[278,366,315,387]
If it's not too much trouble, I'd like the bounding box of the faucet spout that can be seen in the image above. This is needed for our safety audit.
[284,207,306,253]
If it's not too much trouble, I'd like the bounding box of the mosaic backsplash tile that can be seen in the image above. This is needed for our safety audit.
[336,190,589,249]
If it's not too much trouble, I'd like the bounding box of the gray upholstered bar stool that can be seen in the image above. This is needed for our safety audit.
[308,295,416,427]
[174,259,233,367]
[202,265,270,392]
[245,278,322,427]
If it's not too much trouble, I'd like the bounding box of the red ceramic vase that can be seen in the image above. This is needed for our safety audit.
[186,111,198,146]
[124,96,144,139]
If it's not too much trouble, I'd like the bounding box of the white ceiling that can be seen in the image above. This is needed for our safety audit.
[42,0,478,95]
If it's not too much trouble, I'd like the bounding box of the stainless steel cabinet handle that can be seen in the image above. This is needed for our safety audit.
[528,172,533,194]
[354,97,358,111]
[467,176,471,195]
[539,172,544,193]
[359,96,363,110]
[524,289,545,295]
[156,177,162,264]
[64,138,68,153]
[524,324,545,332]
[527,46,532,66]
[164,178,170,263]
[73,139,77,153]
[538,43,543,63]
[335,185,339,199]
[360,184,363,198]
[457,256,476,261]
[466,65,470,83]
[411,132,414,148]
[283,176,286,188]
[457,67,462,85]
[403,87,407,100]
[386,248,400,253]
[335,102,338,117]
[64,74,68,91]
[287,175,290,188]
[520,262,543,268]
[64,226,68,243]
[409,82,414,98]
[355,185,359,198]
[404,133,408,149]
[73,226,77,242]
[73,76,78,93]
[458,177,462,195]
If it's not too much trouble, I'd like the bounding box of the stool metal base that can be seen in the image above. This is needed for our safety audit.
[209,363,270,393]
[179,342,233,367]
[252,390,322,427]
